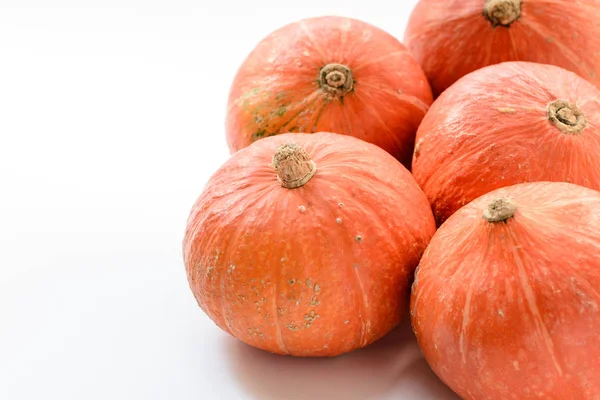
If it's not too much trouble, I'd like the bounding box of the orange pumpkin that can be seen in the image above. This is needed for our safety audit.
[412,61,600,225]
[411,181,600,400]
[183,132,436,357]
[405,0,600,97]
[225,16,433,168]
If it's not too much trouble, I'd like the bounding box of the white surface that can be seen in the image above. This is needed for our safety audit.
[0,1,459,399]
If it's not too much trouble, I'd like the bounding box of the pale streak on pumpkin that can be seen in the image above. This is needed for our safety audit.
[339,16,351,48]
[434,215,483,368]
[356,81,431,149]
[411,182,600,399]
[507,226,564,377]
[347,90,417,165]
[298,20,328,61]
[183,132,436,357]
[523,18,584,77]
[351,259,368,346]
[353,50,407,72]
[393,91,431,116]
[272,248,289,354]
[458,248,477,366]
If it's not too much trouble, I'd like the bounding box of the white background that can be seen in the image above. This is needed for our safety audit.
[0,1,459,399]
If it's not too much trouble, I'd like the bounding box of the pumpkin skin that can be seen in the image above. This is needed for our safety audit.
[225,16,433,168]
[183,132,436,357]
[404,0,600,97]
[412,61,600,225]
[411,181,600,400]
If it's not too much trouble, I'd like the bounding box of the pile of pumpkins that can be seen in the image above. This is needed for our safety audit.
[183,1,600,399]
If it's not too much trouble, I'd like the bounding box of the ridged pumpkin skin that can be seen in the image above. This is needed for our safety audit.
[405,0,600,96]
[225,16,433,168]
[183,132,436,357]
[411,182,600,400]
[412,62,600,225]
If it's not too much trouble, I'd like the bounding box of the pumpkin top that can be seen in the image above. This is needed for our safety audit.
[319,64,354,96]
[548,100,587,134]
[271,142,317,189]
[483,0,522,28]
[483,198,517,222]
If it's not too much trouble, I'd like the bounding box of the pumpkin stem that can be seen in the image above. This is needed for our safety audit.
[319,64,354,96]
[548,100,587,134]
[483,198,517,222]
[272,142,317,189]
[484,0,521,28]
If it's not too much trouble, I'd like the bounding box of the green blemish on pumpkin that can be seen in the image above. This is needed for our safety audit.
[242,88,262,109]
[252,129,267,140]
[242,88,259,102]
[246,88,261,97]
[276,106,287,117]
[254,113,264,124]
[279,106,311,133]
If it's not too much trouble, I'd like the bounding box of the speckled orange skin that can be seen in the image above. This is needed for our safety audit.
[411,182,600,400]
[225,16,433,168]
[411,62,600,225]
[405,0,600,97]
[183,132,436,357]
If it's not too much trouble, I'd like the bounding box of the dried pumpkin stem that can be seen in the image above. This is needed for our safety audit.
[484,0,521,28]
[272,142,317,188]
[319,64,354,96]
[548,100,587,134]
[483,198,517,222]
